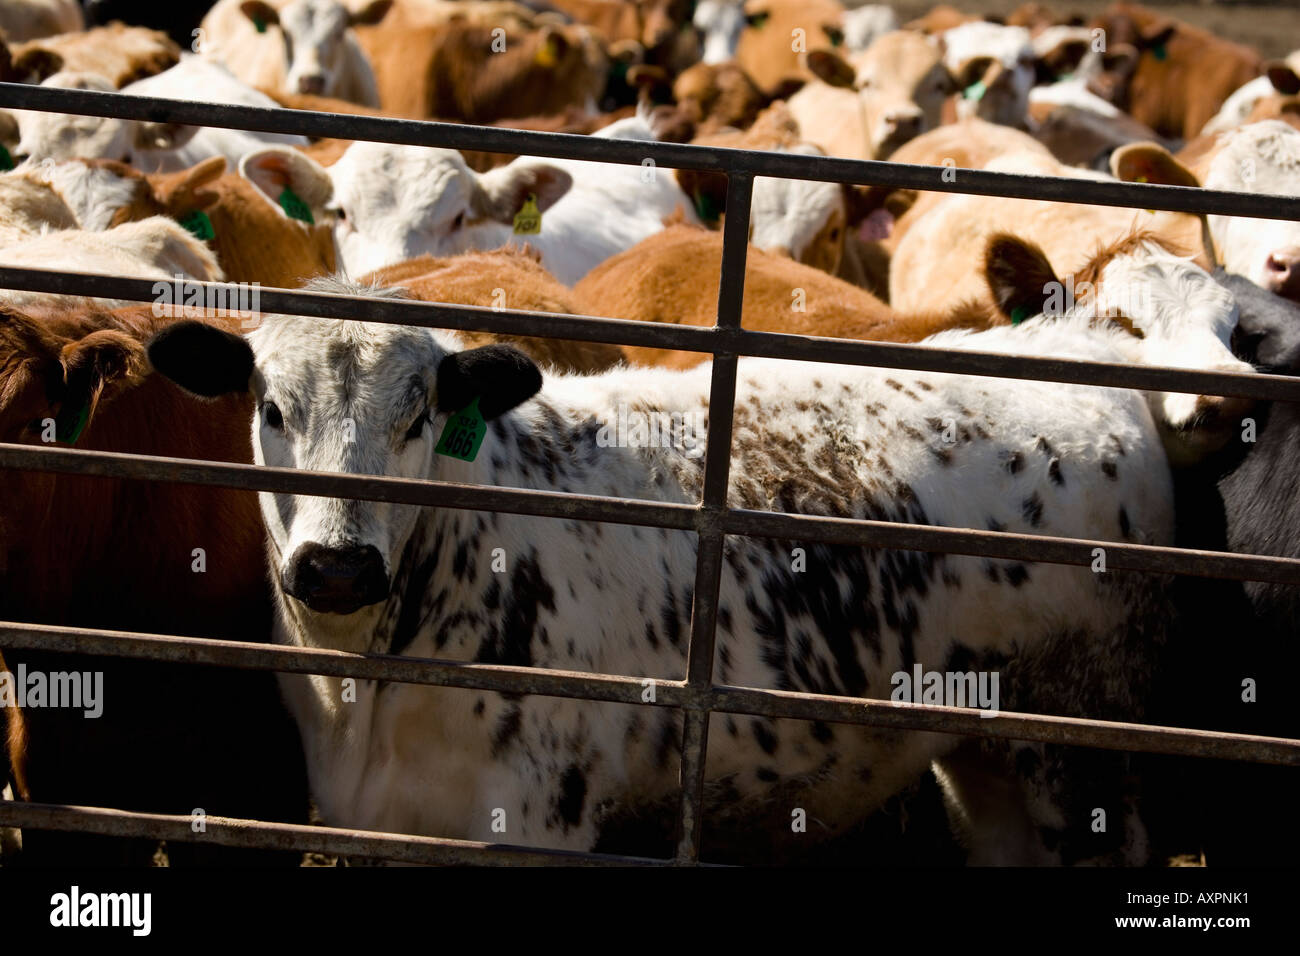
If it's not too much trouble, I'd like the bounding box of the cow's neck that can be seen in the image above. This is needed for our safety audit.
[367,393,699,663]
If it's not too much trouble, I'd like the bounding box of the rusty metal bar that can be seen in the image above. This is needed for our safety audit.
[2,267,1299,403]
[0,801,670,866]
[1,82,1298,221]
[5,443,1300,585]
[2,82,1298,866]
[674,171,752,864]
[0,620,1290,766]
[3,621,1298,765]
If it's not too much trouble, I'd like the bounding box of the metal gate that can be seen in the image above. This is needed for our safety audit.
[1,81,1299,865]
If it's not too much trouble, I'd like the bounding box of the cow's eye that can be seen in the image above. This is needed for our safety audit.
[404,411,429,443]
[335,206,347,221]
[262,401,284,431]
[450,212,465,230]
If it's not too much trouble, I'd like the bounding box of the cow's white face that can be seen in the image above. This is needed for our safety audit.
[750,157,845,273]
[1086,242,1254,460]
[942,22,1035,128]
[7,72,131,162]
[693,0,745,64]
[1203,121,1300,301]
[145,280,543,617]
[240,143,572,278]
[242,0,392,98]
[841,5,899,54]
[4,71,197,164]
[248,305,439,615]
[147,282,541,617]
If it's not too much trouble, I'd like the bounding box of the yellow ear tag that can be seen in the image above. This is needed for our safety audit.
[513,193,542,235]
[535,37,558,68]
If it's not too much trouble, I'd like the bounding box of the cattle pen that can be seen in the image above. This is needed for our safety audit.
[1,79,1299,867]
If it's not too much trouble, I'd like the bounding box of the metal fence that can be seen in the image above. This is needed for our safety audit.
[1,81,1300,866]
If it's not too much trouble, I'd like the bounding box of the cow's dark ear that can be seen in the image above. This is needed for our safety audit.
[1266,60,1300,96]
[984,233,1060,323]
[805,49,856,89]
[436,345,542,420]
[147,321,254,398]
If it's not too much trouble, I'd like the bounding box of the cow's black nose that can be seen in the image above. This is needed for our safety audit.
[284,543,389,614]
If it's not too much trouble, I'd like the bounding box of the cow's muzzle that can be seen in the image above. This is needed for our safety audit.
[284,543,390,614]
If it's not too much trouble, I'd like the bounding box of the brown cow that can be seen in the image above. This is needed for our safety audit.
[1087,3,1261,140]
[359,17,607,121]
[735,0,846,93]
[0,302,308,865]
[546,0,697,71]
[571,223,1001,369]
[361,248,624,375]
[671,61,805,137]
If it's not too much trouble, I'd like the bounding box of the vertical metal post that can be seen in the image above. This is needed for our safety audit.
[673,171,753,864]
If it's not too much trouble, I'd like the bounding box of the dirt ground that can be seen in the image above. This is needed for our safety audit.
[888,1,1300,59]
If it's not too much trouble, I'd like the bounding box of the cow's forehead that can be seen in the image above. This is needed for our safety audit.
[942,22,1033,69]
[1206,121,1300,193]
[282,0,350,37]
[333,143,474,220]
[857,31,941,79]
[1097,243,1237,337]
[249,316,442,413]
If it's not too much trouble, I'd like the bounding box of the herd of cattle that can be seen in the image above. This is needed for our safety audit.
[0,0,1298,866]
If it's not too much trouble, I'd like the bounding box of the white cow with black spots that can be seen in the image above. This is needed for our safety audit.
[147,232,1254,863]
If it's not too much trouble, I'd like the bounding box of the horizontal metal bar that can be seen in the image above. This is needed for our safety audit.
[4,443,1300,585]
[2,621,1289,770]
[2,268,1298,402]
[3,621,1298,766]
[0,621,696,708]
[0,801,669,866]
[0,83,1297,221]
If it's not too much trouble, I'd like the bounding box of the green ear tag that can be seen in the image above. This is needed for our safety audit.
[1010,305,1030,326]
[436,398,487,462]
[1153,42,1167,62]
[692,188,720,224]
[253,16,268,33]
[279,186,314,224]
[55,399,90,444]
[964,80,987,102]
[0,144,13,171]
[512,193,542,235]
[179,208,215,241]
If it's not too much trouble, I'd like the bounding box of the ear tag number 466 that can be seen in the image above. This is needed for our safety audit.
[436,398,487,462]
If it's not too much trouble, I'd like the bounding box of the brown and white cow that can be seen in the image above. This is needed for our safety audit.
[198,0,394,105]
[3,23,180,89]
[789,30,955,161]
[1111,121,1300,303]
